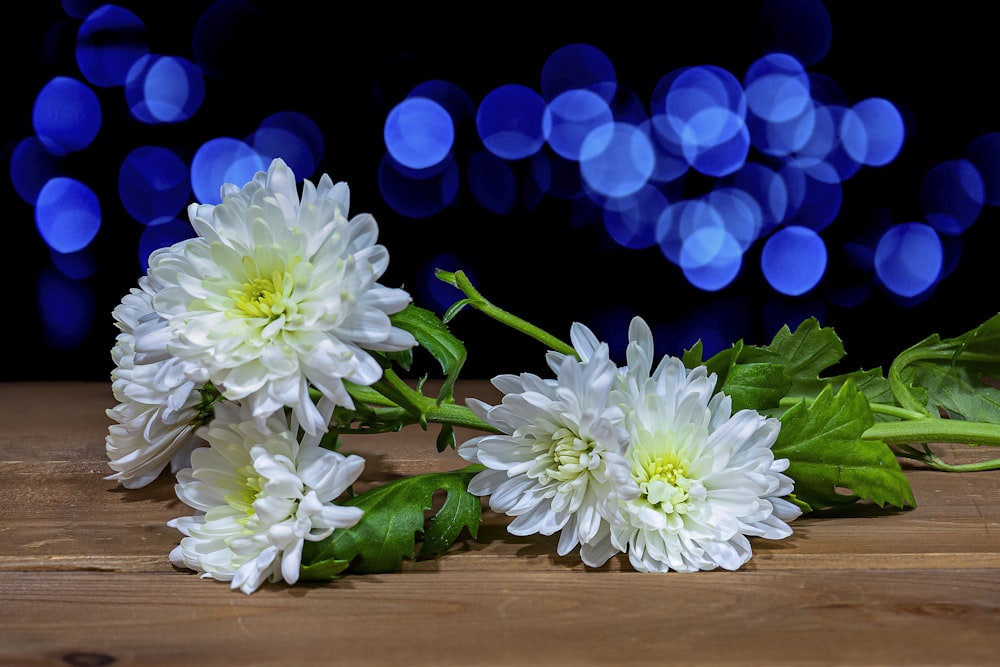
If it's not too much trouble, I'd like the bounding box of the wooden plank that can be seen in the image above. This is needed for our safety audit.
[3,382,1000,665]
[2,570,999,666]
[3,385,1000,574]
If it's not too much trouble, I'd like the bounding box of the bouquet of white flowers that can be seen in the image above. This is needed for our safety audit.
[105,157,1000,594]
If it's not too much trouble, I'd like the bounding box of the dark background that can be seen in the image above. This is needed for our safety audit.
[3,1,997,383]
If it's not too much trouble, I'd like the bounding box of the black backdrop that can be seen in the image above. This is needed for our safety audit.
[4,1,997,382]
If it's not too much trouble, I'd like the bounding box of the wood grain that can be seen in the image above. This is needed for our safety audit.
[2,382,999,666]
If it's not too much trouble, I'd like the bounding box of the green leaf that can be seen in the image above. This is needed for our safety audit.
[390,304,467,402]
[684,340,789,414]
[680,339,705,368]
[300,466,483,575]
[741,318,891,413]
[720,361,790,413]
[912,362,1000,423]
[418,468,483,558]
[892,313,1000,423]
[435,423,456,453]
[746,318,846,396]
[774,381,915,512]
[298,557,352,582]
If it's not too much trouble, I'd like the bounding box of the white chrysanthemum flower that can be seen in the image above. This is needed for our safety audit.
[458,324,638,567]
[105,275,214,488]
[149,157,416,435]
[168,400,364,594]
[609,317,801,573]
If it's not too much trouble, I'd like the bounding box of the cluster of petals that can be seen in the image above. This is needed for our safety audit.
[106,158,415,489]
[167,400,364,594]
[460,316,800,572]
[459,326,637,566]
[105,274,210,488]
[148,157,416,436]
[609,317,801,572]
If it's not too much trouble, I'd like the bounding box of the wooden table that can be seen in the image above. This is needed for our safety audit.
[2,381,999,666]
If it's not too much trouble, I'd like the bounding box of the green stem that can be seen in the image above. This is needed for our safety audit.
[780,395,1000,472]
[887,347,934,416]
[436,269,576,357]
[864,418,1000,471]
[890,442,1000,472]
[424,402,501,432]
[329,402,501,435]
[868,402,927,421]
[778,397,926,421]
[862,418,1000,448]
[367,366,499,433]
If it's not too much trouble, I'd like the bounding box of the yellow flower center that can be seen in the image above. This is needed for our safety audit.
[524,426,598,485]
[545,427,595,481]
[231,271,291,320]
[634,446,695,512]
[226,463,265,521]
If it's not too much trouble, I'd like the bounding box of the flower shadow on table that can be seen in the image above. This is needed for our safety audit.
[106,473,184,509]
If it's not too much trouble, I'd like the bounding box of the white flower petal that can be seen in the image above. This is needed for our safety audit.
[610,316,801,573]
[139,157,415,435]
[167,403,366,593]
[458,325,634,562]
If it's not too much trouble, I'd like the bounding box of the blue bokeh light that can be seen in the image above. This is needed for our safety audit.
[476,84,547,161]
[679,226,744,292]
[61,0,106,19]
[10,137,66,205]
[35,177,102,253]
[467,151,517,215]
[964,132,1000,206]
[840,97,905,167]
[744,53,811,123]
[760,225,827,296]
[378,154,460,219]
[190,138,267,204]
[783,104,862,185]
[539,43,617,102]
[681,107,750,177]
[812,106,863,183]
[657,198,723,265]
[384,97,455,170]
[642,118,689,184]
[38,268,94,350]
[408,80,477,127]
[543,89,615,161]
[32,76,102,155]
[601,184,666,250]
[784,172,842,231]
[118,146,190,225]
[920,159,984,235]
[664,65,749,176]
[50,247,98,280]
[251,111,325,179]
[756,0,833,66]
[874,223,943,298]
[579,122,655,198]
[719,162,789,233]
[705,188,764,251]
[753,99,817,158]
[75,4,149,87]
[125,54,206,123]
